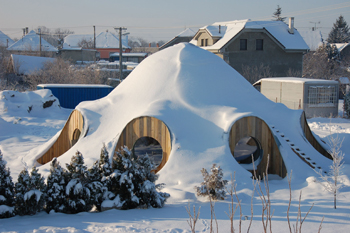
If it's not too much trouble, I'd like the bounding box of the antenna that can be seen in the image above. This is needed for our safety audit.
[310,21,320,31]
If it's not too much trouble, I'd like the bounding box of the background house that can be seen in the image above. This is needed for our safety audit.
[159,28,196,50]
[63,31,130,60]
[298,30,324,51]
[254,77,339,118]
[7,30,58,57]
[190,18,309,80]
[58,48,98,63]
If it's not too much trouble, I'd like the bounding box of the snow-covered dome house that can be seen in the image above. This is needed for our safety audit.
[29,43,332,185]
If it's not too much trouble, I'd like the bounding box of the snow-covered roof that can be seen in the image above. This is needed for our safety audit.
[0,30,15,47]
[110,52,148,57]
[298,30,324,51]
[63,31,130,49]
[191,19,309,51]
[38,84,112,88]
[176,28,196,37]
[7,30,58,52]
[11,54,56,75]
[255,77,339,85]
[333,43,350,52]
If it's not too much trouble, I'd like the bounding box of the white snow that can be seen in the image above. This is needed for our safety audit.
[24,190,42,203]
[11,54,56,75]
[7,30,58,52]
[298,30,324,51]
[0,43,349,232]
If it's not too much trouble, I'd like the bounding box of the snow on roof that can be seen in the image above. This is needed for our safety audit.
[110,52,148,57]
[27,43,332,186]
[191,19,309,51]
[333,43,350,52]
[255,77,339,85]
[7,30,58,52]
[338,77,350,84]
[11,54,56,75]
[0,30,15,47]
[298,30,324,51]
[176,28,197,37]
[63,31,130,49]
[38,84,112,88]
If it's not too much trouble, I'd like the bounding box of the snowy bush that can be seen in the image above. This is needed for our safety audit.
[195,164,228,200]
[0,150,15,218]
[65,151,92,214]
[15,167,46,216]
[344,91,350,118]
[103,146,169,210]
[86,160,106,211]
[45,158,67,213]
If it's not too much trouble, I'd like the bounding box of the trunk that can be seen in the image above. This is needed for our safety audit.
[334,191,337,209]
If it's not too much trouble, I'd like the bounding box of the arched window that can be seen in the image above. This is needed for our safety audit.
[233,136,263,169]
[71,128,81,147]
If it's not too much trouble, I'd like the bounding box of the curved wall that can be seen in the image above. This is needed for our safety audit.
[229,116,287,178]
[37,110,84,164]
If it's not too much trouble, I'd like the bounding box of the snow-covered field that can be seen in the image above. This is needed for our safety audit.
[0,89,349,232]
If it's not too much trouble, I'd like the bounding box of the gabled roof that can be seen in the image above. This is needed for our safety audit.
[159,28,197,50]
[0,30,15,47]
[63,31,130,49]
[333,43,350,52]
[190,19,309,51]
[7,30,58,52]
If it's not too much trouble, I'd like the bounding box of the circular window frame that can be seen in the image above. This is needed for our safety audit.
[132,136,164,169]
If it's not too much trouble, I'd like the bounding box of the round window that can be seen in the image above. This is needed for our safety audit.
[233,136,263,167]
[133,137,163,167]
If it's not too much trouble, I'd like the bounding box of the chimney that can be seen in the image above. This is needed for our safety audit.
[156,43,159,48]
[149,43,151,47]
[25,27,28,34]
[288,17,294,34]
[219,25,221,34]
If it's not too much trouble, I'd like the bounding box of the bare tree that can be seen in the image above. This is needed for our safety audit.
[241,64,274,84]
[316,134,345,209]
[77,38,94,49]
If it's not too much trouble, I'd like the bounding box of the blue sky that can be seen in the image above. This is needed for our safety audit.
[1,0,350,42]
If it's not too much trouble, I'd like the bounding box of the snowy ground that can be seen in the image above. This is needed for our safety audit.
[0,91,349,232]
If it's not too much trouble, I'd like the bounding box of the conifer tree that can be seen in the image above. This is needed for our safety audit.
[87,160,106,211]
[15,167,46,215]
[98,144,113,187]
[272,5,286,22]
[328,15,350,43]
[105,146,169,210]
[0,150,15,218]
[65,151,91,214]
[46,158,67,213]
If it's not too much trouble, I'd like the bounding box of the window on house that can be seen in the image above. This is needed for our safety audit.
[256,39,263,50]
[201,39,204,46]
[240,39,247,50]
[308,86,337,107]
[205,39,208,46]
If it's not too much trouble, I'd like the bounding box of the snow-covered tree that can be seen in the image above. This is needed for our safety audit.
[98,144,112,186]
[87,160,106,211]
[316,135,345,209]
[14,167,46,216]
[195,164,228,200]
[272,5,286,22]
[46,158,67,213]
[328,15,350,43]
[104,146,169,210]
[65,151,91,214]
[0,150,15,218]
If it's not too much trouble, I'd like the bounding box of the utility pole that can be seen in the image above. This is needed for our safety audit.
[310,21,320,31]
[38,28,42,56]
[114,27,128,83]
[93,25,96,49]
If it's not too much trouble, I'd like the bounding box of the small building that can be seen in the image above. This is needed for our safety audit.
[254,77,339,118]
[37,84,114,109]
[109,52,148,63]
[337,77,350,99]
[58,48,98,63]
[10,54,56,75]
